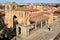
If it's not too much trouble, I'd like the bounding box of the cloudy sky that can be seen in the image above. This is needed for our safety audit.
[0,0,60,3]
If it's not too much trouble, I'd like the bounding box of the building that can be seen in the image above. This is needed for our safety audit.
[3,2,54,38]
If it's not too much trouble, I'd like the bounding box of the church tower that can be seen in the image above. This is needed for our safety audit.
[5,2,17,28]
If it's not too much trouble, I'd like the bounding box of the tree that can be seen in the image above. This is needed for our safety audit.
[0,13,16,39]
[0,13,5,30]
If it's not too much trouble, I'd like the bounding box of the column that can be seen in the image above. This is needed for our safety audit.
[21,27,29,38]
[16,25,19,36]
[48,24,49,28]
[35,23,37,30]
[45,20,48,25]
[41,21,42,28]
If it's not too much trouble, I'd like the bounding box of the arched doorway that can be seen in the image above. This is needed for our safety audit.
[13,15,21,36]
[19,27,21,34]
[16,24,21,36]
[13,15,18,37]
[13,15,18,27]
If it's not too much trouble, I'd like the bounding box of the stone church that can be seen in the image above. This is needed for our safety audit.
[5,2,31,28]
[4,2,54,38]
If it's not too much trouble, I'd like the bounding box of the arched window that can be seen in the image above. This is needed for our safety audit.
[13,15,18,24]
[13,15,18,27]
[13,5,16,10]
[7,6,9,10]
[13,15,17,18]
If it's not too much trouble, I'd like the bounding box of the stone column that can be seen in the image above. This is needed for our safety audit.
[48,24,49,28]
[41,21,42,28]
[35,23,37,30]
[16,25,19,36]
[21,26,29,38]
[45,20,48,25]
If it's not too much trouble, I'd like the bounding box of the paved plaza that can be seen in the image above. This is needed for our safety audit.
[12,18,60,40]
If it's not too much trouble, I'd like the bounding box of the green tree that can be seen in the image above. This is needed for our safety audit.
[0,13,16,39]
[0,13,5,30]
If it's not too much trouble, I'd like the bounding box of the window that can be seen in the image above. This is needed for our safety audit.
[13,6,16,10]
[7,6,9,10]
[25,12,28,17]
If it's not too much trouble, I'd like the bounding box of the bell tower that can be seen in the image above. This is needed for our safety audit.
[5,2,12,28]
[5,2,18,28]
[5,2,12,11]
[12,2,17,10]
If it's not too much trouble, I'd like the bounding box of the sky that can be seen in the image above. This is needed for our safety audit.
[0,0,60,3]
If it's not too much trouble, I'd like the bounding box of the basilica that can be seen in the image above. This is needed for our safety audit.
[3,2,54,38]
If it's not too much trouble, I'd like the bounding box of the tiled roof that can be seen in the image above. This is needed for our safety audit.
[14,7,39,12]
[30,15,48,23]
[43,6,52,11]
[30,13,43,18]
[55,7,60,12]
[29,12,49,23]
[41,11,50,15]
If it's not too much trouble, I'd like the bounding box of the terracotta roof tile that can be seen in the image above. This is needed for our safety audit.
[30,13,43,18]
[43,6,52,11]
[29,12,49,22]
[30,15,48,22]
[14,7,39,12]
[40,11,50,15]
[55,7,60,12]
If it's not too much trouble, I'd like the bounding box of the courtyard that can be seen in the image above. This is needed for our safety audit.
[11,17,60,40]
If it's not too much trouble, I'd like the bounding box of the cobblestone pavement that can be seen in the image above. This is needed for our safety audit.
[11,18,60,40]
